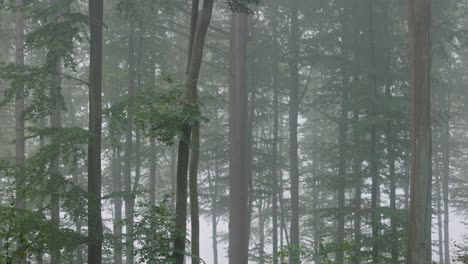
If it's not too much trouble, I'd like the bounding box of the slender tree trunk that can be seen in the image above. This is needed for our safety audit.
[229,10,249,264]
[149,137,157,206]
[49,2,62,262]
[14,0,26,262]
[258,199,265,264]
[174,1,214,263]
[270,1,280,262]
[207,159,219,264]
[442,89,450,264]
[367,0,380,262]
[87,0,104,263]
[435,155,444,264]
[351,111,362,264]
[113,149,123,264]
[407,0,432,262]
[288,2,301,263]
[124,17,136,264]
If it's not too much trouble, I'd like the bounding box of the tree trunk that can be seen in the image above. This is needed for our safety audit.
[207,159,219,264]
[442,90,450,264]
[113,149,123,264]
[14,0,26,262]
[407,0,432,262]
[174,1,214,263]
[258,199,265,264]
[367,0,380,262]
[229,11,249,264]
[288,2,301,263]
[87,0,104,263]
[149,137,157,206]
[49,2,62,263]
[270,2,280,262]
[124,17,136,264]
[435,155,444,264]
[351,111,362,264]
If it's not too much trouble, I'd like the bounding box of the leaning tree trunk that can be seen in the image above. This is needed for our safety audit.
[174,1,214,263]
[14,0,26,262]
[87,0,104,263]
[407,0,432,262]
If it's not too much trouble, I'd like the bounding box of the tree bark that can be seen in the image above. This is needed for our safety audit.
[149,137,157,206]
[407,0,432,262]
[229,11,249,264]
[87,0,104,263]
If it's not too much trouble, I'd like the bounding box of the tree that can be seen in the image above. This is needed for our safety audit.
[87,0,104,263]
[288,1,300,263]
[14,0,26,263]
[229,10,249,264]
[174,0,214,263]
[407,0,432,263]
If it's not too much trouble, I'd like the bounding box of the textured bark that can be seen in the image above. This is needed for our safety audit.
[14,0,26,262]
[288,3,301,263]
[407,0,432,262]
[229,11,249,264]
[87,0,104,262]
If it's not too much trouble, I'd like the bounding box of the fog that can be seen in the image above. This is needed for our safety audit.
[0,0,468,263]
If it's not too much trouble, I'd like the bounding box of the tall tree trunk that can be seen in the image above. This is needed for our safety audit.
[351,111,362,264]
[14,0,26,262]
[207,158,219,264]
[124,17,136,264]
[113,149,123,264]
[174,1,214,263]
[270,1,280,262]
[49,2,62,262]
[442,89,450,264]
[367,0,380,262]
[258,199,265,264]
[407,0,432,262]
[435,155,444,264]
[229,10,249,264]
[288,2,301,263]
[87,0,104,262]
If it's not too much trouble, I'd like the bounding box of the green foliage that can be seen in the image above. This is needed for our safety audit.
[454,241,468,263]
[133,199,195,264]
[135,82,207,145]
[228,0,260,13]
